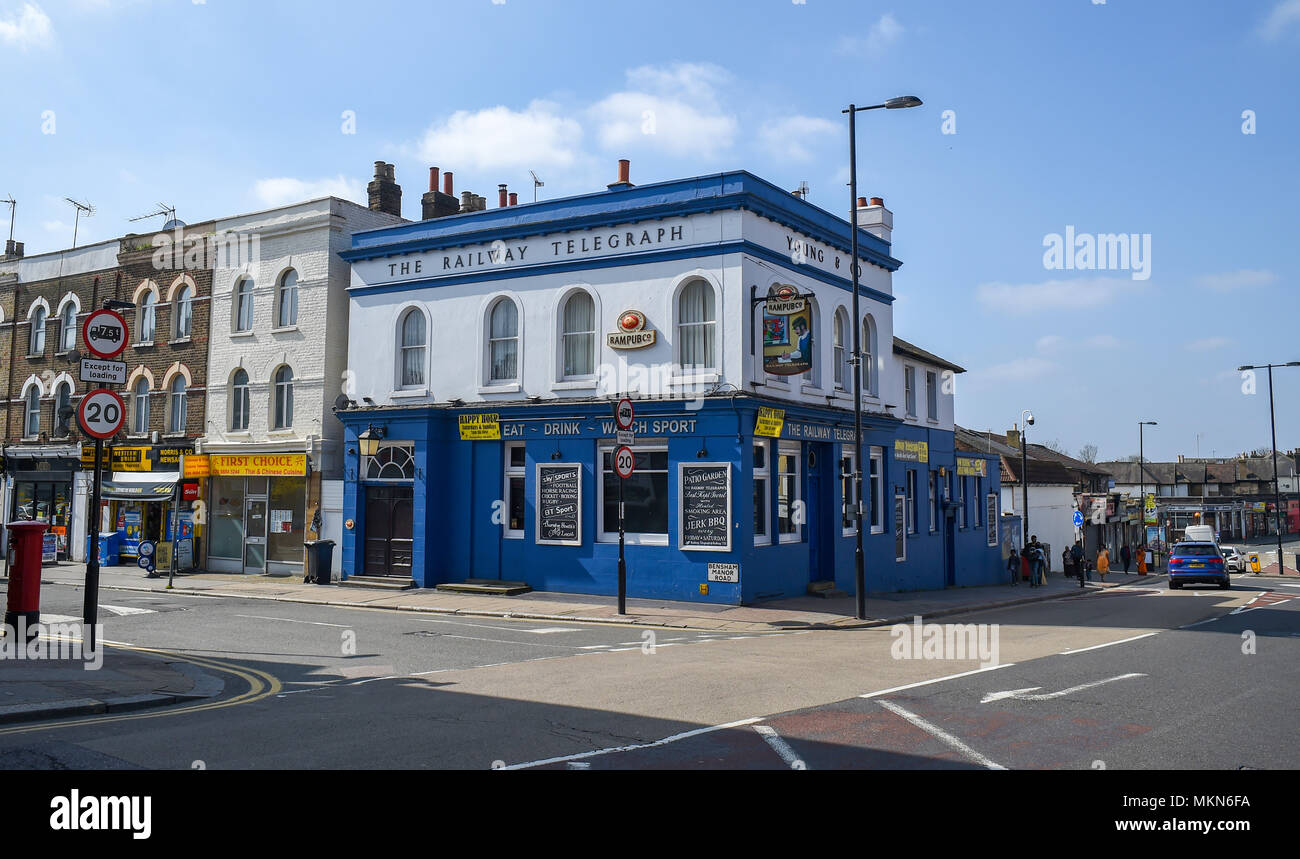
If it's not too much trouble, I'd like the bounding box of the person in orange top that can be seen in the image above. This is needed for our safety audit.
[1097,545,1111,582]
[1137,544,1148,575]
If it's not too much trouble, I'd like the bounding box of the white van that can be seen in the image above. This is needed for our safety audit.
[1183,525,1217,544]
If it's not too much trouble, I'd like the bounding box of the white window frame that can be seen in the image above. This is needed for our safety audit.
[904,365,917,417]
[974,476,983,527]
[777,441,802,544]
[59,303,77,352]
[958,476,967,529]
[174,285,194,340]
[597,440,669,546]
[862,315,878,397]
[230,369,250,431]
[833,308,848,390]
[398,307,428,390]
[907,469,918,535]
[895,492,907,563]
[487,297,520,385]
[137,291,157,344]
[23,386,40,438]
[870,446,884,533]
[841,448,857,536]
[676,279,717,374]
[28,307,46,356]
[131,379,150,435]
[753,440,771,546]
[504,442,526,539]
[234,278,254,333]
[53,383,72,437]
[559,290,597,381]
[276,269,299,329]
[167,376,187,434]
[926,370,938,421]
[273,366,294,430]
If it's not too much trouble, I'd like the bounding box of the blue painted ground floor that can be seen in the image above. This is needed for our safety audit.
[336,396,1004,604]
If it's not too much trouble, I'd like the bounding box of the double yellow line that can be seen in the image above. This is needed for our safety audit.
[0,643,281,737]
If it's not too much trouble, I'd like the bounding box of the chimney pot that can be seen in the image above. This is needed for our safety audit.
[444,171,454,196]
[373,160,385,178]
[429,167,439,192]
[856,197,868,208]
[367,160,402,218]
[498,184,508,208]
[870,196,884,207]
[508,192,518,207]
[618,159,630,183]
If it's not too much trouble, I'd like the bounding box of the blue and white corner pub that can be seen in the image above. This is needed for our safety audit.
[335,162,1002,603]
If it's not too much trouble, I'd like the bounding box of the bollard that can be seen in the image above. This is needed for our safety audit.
[4,521,50,642]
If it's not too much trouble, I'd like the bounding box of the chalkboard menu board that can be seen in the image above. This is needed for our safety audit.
[680,463,731,551]
[986,494,998,547]
[894,493,907,562]
[536,463,582,546]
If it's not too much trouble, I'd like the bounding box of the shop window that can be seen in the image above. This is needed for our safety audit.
[907,470,918,535]
[777,442,801,543]
[168,376,187,434]
[267,477,307,563]
[28,306,46,355]
[231,369,250,431]
[504,443,525,538]
[24,387,40,437]
[399,308,427,388]
[870,447,884,533]
[273,365,294,429]
[561,291,596,379]
[600,444,668,544]
[904,365,917,417]
[234,277,254,332]
[54,383,72,437]
[175,285,194,339]
[209,478,246,560]
[833,308,848,390]
[488,298,519,383]
[131,378,150,434]
[363,442,416,481]
[754,441,770,545]
[138,291,157,343]
[60,303,77,352]
[277,269,299,328]
[677,280,716,372]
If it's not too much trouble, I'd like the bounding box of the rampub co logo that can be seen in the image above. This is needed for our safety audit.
[606,309,656,349]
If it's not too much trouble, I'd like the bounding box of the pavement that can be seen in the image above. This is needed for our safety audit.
[6,560,1293,729]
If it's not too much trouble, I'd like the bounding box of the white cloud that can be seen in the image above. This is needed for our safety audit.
[976,357,1060,383]
[838,12,904,55]
[758,115,838,161]
[1186,336,1232,352]
[252,175,365,207]
[0,3,53,49]
[1196,269,1278,291]
[1259,0,1300,39]
[1085,334,1121,348]
[1035,334,1064,352]
[976,276,1130,314]
[589,62,737,158]
[417,100,584,171]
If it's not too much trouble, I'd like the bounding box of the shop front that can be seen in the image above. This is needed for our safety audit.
[4,445,81,562]
[205,453,310,576]
[81,444,198,567]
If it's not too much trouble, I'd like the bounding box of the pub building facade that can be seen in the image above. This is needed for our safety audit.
[333,164,1003,602]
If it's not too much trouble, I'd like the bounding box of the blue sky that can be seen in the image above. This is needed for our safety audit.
[4,0,1298,462]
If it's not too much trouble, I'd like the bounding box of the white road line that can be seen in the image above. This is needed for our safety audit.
[100,604,156,617]
[234,614,352,628]
[35,614,82,624]
[526,627,581,634]
[877,700,1005,770]
[753,725,807,770]
[500,717,764,770]
[980,673,1146,703]
[404,616,589,634]
[1181,617,1220,628]
[1059,632,1158,655]
[858,663,1016,700]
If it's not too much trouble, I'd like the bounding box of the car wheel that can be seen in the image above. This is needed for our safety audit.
[1220,579,1231,590]
[1169,581,1180,590]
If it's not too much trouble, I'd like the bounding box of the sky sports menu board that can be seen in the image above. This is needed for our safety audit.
[537,463,582,545]
[680,463,731,551]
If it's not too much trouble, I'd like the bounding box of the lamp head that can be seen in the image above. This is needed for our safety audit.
[884,96,923,109]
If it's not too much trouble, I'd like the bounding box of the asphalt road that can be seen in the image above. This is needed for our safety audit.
[1,576,1295,769]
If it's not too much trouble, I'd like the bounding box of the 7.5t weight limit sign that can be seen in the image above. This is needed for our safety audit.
[78,389,126,439]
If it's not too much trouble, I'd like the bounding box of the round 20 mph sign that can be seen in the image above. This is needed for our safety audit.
[614,445,635,479]
[81,308,129,359]
[78,388,126,439]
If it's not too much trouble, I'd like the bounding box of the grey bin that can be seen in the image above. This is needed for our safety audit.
[303,540,336,585]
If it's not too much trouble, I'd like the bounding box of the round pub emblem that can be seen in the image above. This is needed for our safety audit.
[607,309,657,350]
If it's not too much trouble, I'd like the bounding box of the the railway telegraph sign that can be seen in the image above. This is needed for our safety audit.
[81,309,129,360]
[77,388,126,439]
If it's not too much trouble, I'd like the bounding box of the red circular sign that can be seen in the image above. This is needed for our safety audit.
[81,309,129,359]
[617,310,645,333]
[615,398,635,430]
[77,388,126,439]
[614,445,635,479]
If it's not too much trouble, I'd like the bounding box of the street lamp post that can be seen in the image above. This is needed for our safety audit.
[844,95,921,620]
[1239,362,1300,572]
[1020,409,1033,544]
[1139,421,1157,568]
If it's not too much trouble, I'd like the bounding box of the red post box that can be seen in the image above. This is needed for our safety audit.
[5,521,49,639]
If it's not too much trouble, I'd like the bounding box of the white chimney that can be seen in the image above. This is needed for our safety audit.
[856,196,892,244]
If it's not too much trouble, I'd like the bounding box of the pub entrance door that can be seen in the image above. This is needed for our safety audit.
[363,485,414,577]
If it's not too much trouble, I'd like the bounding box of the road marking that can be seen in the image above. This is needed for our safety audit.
[500,717,764,770]
[980,673,1145,704]
[877,700,1005,770]
[100,604,156,617]
[1181,617,1220,628]
[753,725,807,770]
[1059,632,1158,655]
[234,614,352,628]
[858,663,1016,700]
[35,614,81,624]
[526,627,581,634]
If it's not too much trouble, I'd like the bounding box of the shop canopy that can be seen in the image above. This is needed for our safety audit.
[99,472,181,501]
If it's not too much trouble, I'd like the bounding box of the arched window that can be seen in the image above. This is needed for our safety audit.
[488,299,518,382]
[677,280,716,371]
[273,366,294,429]
[168,376,187,434]
[29,306,46,355]
[833,309,848,389]
[399,309,426,388]
[60,304,77,352]
[24,387,40,437]
[231,369,250,431]
[234,278,254,332]
[801,298,818,386]
[862,315,878,396]
[132,378,150,434]
[561,291,595,378]
[138,291,157,342]
[54,383,72,436]
[277,269,298,328]
[175,285,194,339]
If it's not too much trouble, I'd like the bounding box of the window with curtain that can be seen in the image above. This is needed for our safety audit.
[833,309,847,389]
[862,316,877,395]
[60,304,77,351]
[488,299,518,382]
[132,378,150,434]
[29,307,46,355]
[138,292,157,342]
[277,269,299,328]
[561,291,595,378]
[677,280,716,371]
[24,387,40,436]
[168,376,187,434]
[274,366,294,429]
[234,278,253,332]
[231,369,250,430]
[54,383,71,436]
[399,309,426,388]
[175,285,193,338]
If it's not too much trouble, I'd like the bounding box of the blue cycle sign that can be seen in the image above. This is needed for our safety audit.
[1073,510,1084,528]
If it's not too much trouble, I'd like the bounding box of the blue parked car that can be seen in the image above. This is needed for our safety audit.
[1168,541,1230,589]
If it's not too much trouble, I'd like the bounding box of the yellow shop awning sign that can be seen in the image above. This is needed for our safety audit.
[210,454,307,476]
[755,407,785,438]
[459,413,501,441]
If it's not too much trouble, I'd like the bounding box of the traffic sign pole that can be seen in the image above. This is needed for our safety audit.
[612,401,634,615]
[83,436,104,651]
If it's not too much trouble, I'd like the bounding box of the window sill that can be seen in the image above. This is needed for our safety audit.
[163,432,187,439]
[268,429,296,438]
[800,384,825,396]
[553,379,598,390]
[754,537,771,547]
[479,382,521,394]
[133,342,155,349]
[226,431,254,440]
[55,350,73,358]
[503,532,524,541]
[25,354,45,360]
[231,331,255,339]
[171,337,192,345]
[871,527,885,535]
[597,535,669,547]
[271,326,299,334]
[927,418,940,425]
[670,372,719,387]
[391,389,430,400]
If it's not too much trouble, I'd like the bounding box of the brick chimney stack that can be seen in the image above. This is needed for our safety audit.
[606,158,635,190]
[367,161,402,218]
[1006,426,1021,450]
[2,240,23,260]
[856,195,892,244]
[421,166,461,220]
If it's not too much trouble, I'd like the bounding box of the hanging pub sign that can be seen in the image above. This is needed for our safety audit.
[536,463,582,546]
[679,463,731,551]
[606,310,657,349]
[762,286,813,376]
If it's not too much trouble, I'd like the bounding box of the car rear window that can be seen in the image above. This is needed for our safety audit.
[1175,544,1219,556]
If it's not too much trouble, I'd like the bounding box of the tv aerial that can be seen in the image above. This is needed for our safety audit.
[130,202,179,229]
[2,195,14,244]
[64,197,95,248]
[530,170,544,203]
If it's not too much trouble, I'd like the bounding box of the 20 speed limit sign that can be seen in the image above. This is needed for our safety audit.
[78,388,126,439]
[614,445,635,479]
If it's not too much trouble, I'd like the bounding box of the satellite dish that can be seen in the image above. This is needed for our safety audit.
[162,218,187,230]
[333,394,351,413]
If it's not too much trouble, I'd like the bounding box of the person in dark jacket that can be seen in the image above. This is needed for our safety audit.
[1007,550,1020,585]
[1120,543,1132,573]
[1071,540,1086,587]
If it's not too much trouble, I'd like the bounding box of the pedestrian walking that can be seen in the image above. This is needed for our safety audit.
[1097,545,1110,582]
[1008,550,1020,586]
[1062,546,1074,581]
[1028,535,1047,586]
[1072,540,1086,587]
[1021,545,1033,586]
[1120,543,1132,574]
[1137,543,1148,575]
